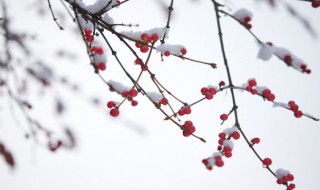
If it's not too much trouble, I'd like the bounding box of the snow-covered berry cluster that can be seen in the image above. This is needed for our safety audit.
[243,79,276,102]
[233,8,253,29]
[258,42,311,74]
[288,101,303,118]
[275,169,295,190]
[201,86,217,100]
[156,44,187,57]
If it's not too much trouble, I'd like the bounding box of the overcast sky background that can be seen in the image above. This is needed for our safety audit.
[1,0,320,190]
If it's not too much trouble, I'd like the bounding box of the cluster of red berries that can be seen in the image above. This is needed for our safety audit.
[300,64,311,74]
[178,106,192,116]
[201,86,217,100]
[288,101,303,118]
[276,173,295,185]
[84,29,93,42]
[107,101,120,117]
[0,142,14,168]
[181,120,196,137]
[202,154,224,170]
[163,47,187,57]
[135,33,159,53]
[245,79,258,95]
[90,46,106,71]
[312,0,320,8]
[159,98,168,106]
[245,79,276,101]
[122,88,139,106]
[241,16,252,29]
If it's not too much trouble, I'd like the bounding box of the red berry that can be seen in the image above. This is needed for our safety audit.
[107,101,115,108]
[232,131,240,140]
[205,93,213,100]
[129,89,138,97]
[305,69,311,74]
[141,64,147,71]
[287,174,294,181]
[86,35,93,42]
[251,137,260,144]
[300,64,307,71]
[215,159,224,167]
[201,87,208,95]
[184,107,192,115]
[182,130,191,137]
[277,178,284,184]
[220,114,228,121]
[266,93,275,102]
[245,85,252,92]
[135,41,142,48]
[150,34,159,42]
[251,89,258,95]
[243,16,251,23]
[217,146,223,151]
[284,55,292,64]
[97,63,106,71]
[218,139,224,145]
[160,98,168,105]
[312,1,320,8]
[208,88,217,95]
[245,23,252,29]
[178,109,185,116]
[202,159,208,165]
[248,79,257,86]
[219,81,225,87]
[224,146,232,152]
[224,151,232,158]
[287,183,296,190]
[218,132,226,139]
[141,33,150,42]
[262,158,272,166]
[140,46,149,53]
[110,108,119,117]
[164,51,170,57]
[131,100,138,106]
[294,110,303,118]
[84,29,92,35]
[134,58,142,65]
[180,48,187,55]
[122,90,128,97]
[262,89,271,97]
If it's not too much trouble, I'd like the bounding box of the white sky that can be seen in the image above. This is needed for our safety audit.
[1,0,320,190]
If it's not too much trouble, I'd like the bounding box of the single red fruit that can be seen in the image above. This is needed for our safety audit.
[284,55,292,64]
[312,1,320,8]
[224,151,232,158]
[184,107,192,115]
[251,89,258,95]
[262,89,271,97]
[218,132,226,139]
[84,29,92,35]
[97,63,106,71]
[135,41,142,48]
[220,114,228,121]
[248,79,257,86]
[208,88,217,95]
[160,98,168,105]
[245,23,252,29]
[219,81,225,87]
[141,33,150,42]
[205,93,213,100]
[262,158,272,166]
[277,178,284,184]
[129,89,138,97]
[294,110,303,118]
[251,137,260,144]
[287,174,294,181]
[131,100,138,106]
[232,131,240,140]
[215,159,224,167]
[134,58,142,65]
[110,108,119,117]
[182,130,191,137]
[150,34,159,42]
[245,85,252,92]
[140,46,149,53]
[243,16,251,23]
[180,48,187,55]
[201,87,208,95]
[107,101,115,108]
[178,109,185,116]
[164,51,170,57]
